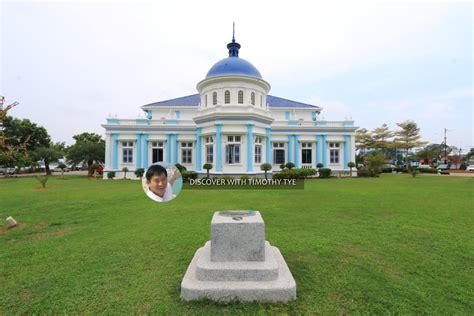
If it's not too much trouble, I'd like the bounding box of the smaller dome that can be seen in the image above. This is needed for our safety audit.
[206,57,262,79]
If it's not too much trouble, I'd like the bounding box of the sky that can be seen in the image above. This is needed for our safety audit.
[1,0,472,152]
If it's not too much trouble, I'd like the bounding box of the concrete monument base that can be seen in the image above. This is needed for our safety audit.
[180,211,296,302]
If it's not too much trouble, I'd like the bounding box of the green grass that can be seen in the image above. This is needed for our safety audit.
[0,175,473,314]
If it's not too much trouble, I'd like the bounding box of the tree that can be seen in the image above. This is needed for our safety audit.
[372,124,393,158]
[347,162,356,176]
[57,162,67,179]
[364,153,386,175]
[203,163,213,178]
[1,107,50,167]
[285,162,295,170]
[260,163,272,180]
[394,121,427,167]
[31,142,65,175]
[355,128,373,153]
[67,132,105,175]
[122,167,128,179]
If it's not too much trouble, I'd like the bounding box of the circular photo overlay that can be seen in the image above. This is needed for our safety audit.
[142,163,183,202]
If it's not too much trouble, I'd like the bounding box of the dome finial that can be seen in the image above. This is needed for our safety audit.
[232,21,235,42]
[227,22,241,57]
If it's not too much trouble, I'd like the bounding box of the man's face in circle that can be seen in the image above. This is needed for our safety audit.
[148,173,168,197]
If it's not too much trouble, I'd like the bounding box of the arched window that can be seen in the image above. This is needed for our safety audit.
[212,92,217,105]
[225,90,230,104]
[251,92,255,105]
[238,90,243,104]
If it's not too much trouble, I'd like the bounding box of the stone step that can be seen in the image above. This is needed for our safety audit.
[196,241,279,282]
[181,243,296,302]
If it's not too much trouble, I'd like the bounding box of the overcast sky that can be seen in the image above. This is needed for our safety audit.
[1,0,472,152]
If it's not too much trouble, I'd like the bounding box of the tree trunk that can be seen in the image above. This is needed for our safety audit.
[87,159,93,176]
[45,160,51,175]
[207,169,209,178]
[264,170,268,180]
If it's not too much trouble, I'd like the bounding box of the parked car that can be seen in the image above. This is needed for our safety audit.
[437,164,449,170]
[0,167,16,175]
[418,164,431,169]
[466,165,474,171]
[52,166,71,172]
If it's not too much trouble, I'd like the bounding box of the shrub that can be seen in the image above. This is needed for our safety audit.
[347,162,356,176]
[240,175,249,182]
[318,168,332,178]
[121,167,129,179]
[285,162,295,170]
[364,153,385,175]
[382,167,394,173]
[107,171,116,179]
[296,168,317,178]
[440,171,450,175]
[357,168,379,177]
[418,168,437,174]
[395,166,408,173]
[316,163,324,169]
[272,169,298,180]
[182,171,198,182]
[36,175,49,188]
[175,163,187,173]
[279,164,286,170]
[203,163,213,178]
[260,163,272,180]
[134,168,145,178]
[409,168,419,178]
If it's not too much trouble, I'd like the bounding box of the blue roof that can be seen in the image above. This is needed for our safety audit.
[206,57,262,79]
[142,94,320,109]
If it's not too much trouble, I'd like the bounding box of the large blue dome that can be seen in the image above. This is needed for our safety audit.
[206,57,262,79]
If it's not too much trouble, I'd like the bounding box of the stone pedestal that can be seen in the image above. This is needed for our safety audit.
[181,210,296,302]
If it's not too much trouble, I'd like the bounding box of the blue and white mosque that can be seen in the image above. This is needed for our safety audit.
[102,33,357,177]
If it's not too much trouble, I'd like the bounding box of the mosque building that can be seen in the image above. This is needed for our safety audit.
[102,33,357,177]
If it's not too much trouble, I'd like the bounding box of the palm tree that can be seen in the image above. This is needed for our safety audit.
[203,163,213,178]
[260,163,272,180]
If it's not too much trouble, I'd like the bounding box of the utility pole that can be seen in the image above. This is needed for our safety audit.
[443,128,452,163]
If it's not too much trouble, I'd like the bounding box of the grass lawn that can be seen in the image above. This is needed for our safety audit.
[0,174,473,314]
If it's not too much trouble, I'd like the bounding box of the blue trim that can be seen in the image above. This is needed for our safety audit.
[166,134,171,164]
[287,135,293,163]
[215,124,222,171]
[285,111,290,120]
[111,133,119,170]
[136,119,149,125]
[145,110,152,119]
[316,135,322,165]
[136,134,142,169]
[266,128,271,164]
[175,110,181,119]
[196,128,202,171]
[107,119,119,125]
[311,112,317,121]
[344,135,350,168]
[317,121,327,126]
[143,134,149,168]
[166,119,178,125]
[294,135,299,168]
[288,121,298,126]
[322,135,327,167]
[343,121,354,126]
[247,124,254,172]
[194,117,273,125]
[172,134,178,165]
